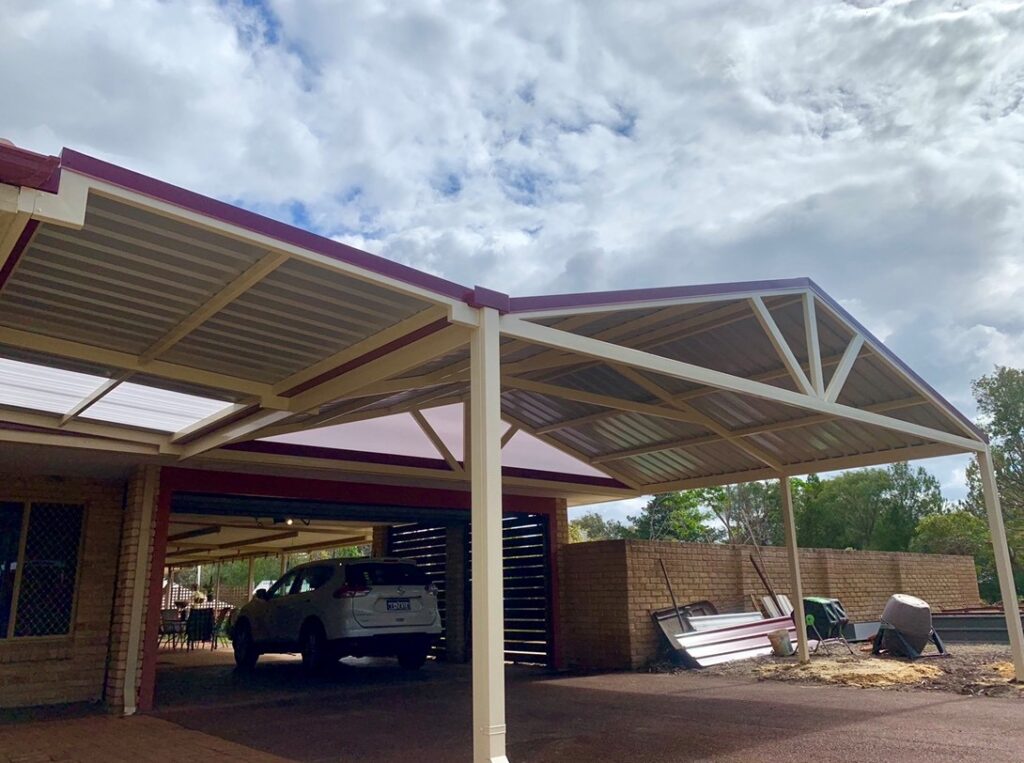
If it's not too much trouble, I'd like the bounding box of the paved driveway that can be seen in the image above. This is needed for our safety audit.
[152,656,1023,762]
[3,658,1021,762]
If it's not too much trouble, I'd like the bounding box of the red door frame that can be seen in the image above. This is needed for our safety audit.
[139,466,563,711]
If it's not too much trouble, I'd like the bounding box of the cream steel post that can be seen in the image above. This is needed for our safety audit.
[779,476,810,663]
[470,306,509,763]
[977,449,1024,680]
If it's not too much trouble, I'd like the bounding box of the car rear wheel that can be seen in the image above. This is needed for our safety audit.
[397,645,428,670]
[232,620,258,671]
[300,621,329,674]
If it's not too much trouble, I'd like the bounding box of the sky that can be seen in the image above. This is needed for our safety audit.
[3,0,1023,522]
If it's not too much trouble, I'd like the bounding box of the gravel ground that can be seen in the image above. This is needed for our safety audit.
[651,643,1024,698]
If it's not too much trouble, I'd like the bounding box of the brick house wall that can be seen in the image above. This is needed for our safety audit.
[104,466,159,713]
[561,539,982,671]
[0,474,124,709]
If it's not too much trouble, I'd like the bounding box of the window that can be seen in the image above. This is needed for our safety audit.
[267,571,298,599]
[345,562,427,588]
[298,566,333,593]
[0,502,84,639]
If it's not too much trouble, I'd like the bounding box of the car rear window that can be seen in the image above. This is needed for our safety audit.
[346,562,427,587]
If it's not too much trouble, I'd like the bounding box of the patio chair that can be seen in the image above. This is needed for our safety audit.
[185,607,215,651]
[211,607,234,650]
[159,608,186,649]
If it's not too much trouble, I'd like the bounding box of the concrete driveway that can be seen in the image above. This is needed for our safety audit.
[3,656,1020,762]
[151,655,1023,762]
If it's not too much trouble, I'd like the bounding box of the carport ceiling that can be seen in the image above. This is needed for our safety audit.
[0,143,986,500]
[165,512,377,566]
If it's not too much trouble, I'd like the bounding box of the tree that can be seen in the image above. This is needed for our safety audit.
[569,511,629,542]
[796,463,942,551]
[624,492,720,542]
[698,482,781,546]
[962,366,1024,598]
[911,511,999,601]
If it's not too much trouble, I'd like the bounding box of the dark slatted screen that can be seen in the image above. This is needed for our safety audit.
[387,523,450,658]
[496,513,551,665]
[389,513,552,666]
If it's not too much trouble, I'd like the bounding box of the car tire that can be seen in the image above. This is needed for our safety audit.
[397,645,428,670]
[300,620,328,674]
[232,620,258,671]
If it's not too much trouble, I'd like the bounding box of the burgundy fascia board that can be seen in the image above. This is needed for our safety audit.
[56,148,471,303]
[227,440,627,489]
[507,278,813,313]
[0,143,60,191]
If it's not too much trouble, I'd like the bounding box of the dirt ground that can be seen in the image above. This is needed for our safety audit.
[654,643,1024,698]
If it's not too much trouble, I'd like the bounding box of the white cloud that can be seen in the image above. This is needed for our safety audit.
[3,0,1023,501]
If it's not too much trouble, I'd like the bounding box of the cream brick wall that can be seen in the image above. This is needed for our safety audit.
[104,466,159,713]
[0,474,124,709]
[562,539,982,670]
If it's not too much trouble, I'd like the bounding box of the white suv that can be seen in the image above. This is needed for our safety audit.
[231,558,441,672]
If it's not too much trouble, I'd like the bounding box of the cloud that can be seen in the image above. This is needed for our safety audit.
[3,0,1023,502]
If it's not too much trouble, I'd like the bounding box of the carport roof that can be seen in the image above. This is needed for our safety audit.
[0,141,987,502]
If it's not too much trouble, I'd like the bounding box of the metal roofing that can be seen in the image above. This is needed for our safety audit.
[0,141,987,501]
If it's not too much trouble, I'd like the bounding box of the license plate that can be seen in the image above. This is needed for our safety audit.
[386,599,411,612]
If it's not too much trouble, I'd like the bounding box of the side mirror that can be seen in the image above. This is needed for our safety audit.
[255,589,270,601]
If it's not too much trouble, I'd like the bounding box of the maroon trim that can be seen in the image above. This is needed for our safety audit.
[0,143,60,190]
[281,318,451,396]
[508,278,812,313]
[58,149,470,302]
[158,466,561,517]
[226,440,627,489]
[138,475,172,713]
[0,219,40,290]
[466,285,510,313]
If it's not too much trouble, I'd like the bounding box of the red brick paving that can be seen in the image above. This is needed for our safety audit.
[0,714,290,763]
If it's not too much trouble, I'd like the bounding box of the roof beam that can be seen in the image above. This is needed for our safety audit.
[272,306,448,395]
[176,530,300,552]
[500,315,984,453]
[411,409,463,473]
[592,396,927,464]
[176,324,470,457]
[59,374,129,426]
[825,334,865,403]
[532,346,871,435]
[803,293,825,397]
[0,325,284,405]
[167,526,221,543]
[501,376,704,426]
[642,442,962,493]
[614,365,784,471]
[750,296,815,397]
[498,410,643,490]
[139,252,289,364]
[500,425,519,448]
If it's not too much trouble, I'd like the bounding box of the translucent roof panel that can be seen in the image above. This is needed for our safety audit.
[265,403,605,477]
[83,382,234,432]
[0,357,107,414]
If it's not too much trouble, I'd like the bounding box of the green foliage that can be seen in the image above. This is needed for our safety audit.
[796,462,943,551]
[624,492,721,542]
[569,511,630,541]
[697,482,781,546]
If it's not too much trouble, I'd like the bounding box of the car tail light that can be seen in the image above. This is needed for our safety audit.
[333,583,370,598]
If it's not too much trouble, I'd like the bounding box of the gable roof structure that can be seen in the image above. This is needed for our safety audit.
[0,141,988,503]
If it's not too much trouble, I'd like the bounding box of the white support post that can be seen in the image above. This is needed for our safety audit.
[247,558,255,600]
[470,306,509,763]
[779,476,809,663]
[977,449,1024,680]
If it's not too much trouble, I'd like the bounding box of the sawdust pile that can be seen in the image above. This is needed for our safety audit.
[757,657,943,688]
[988,662,1017,680]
